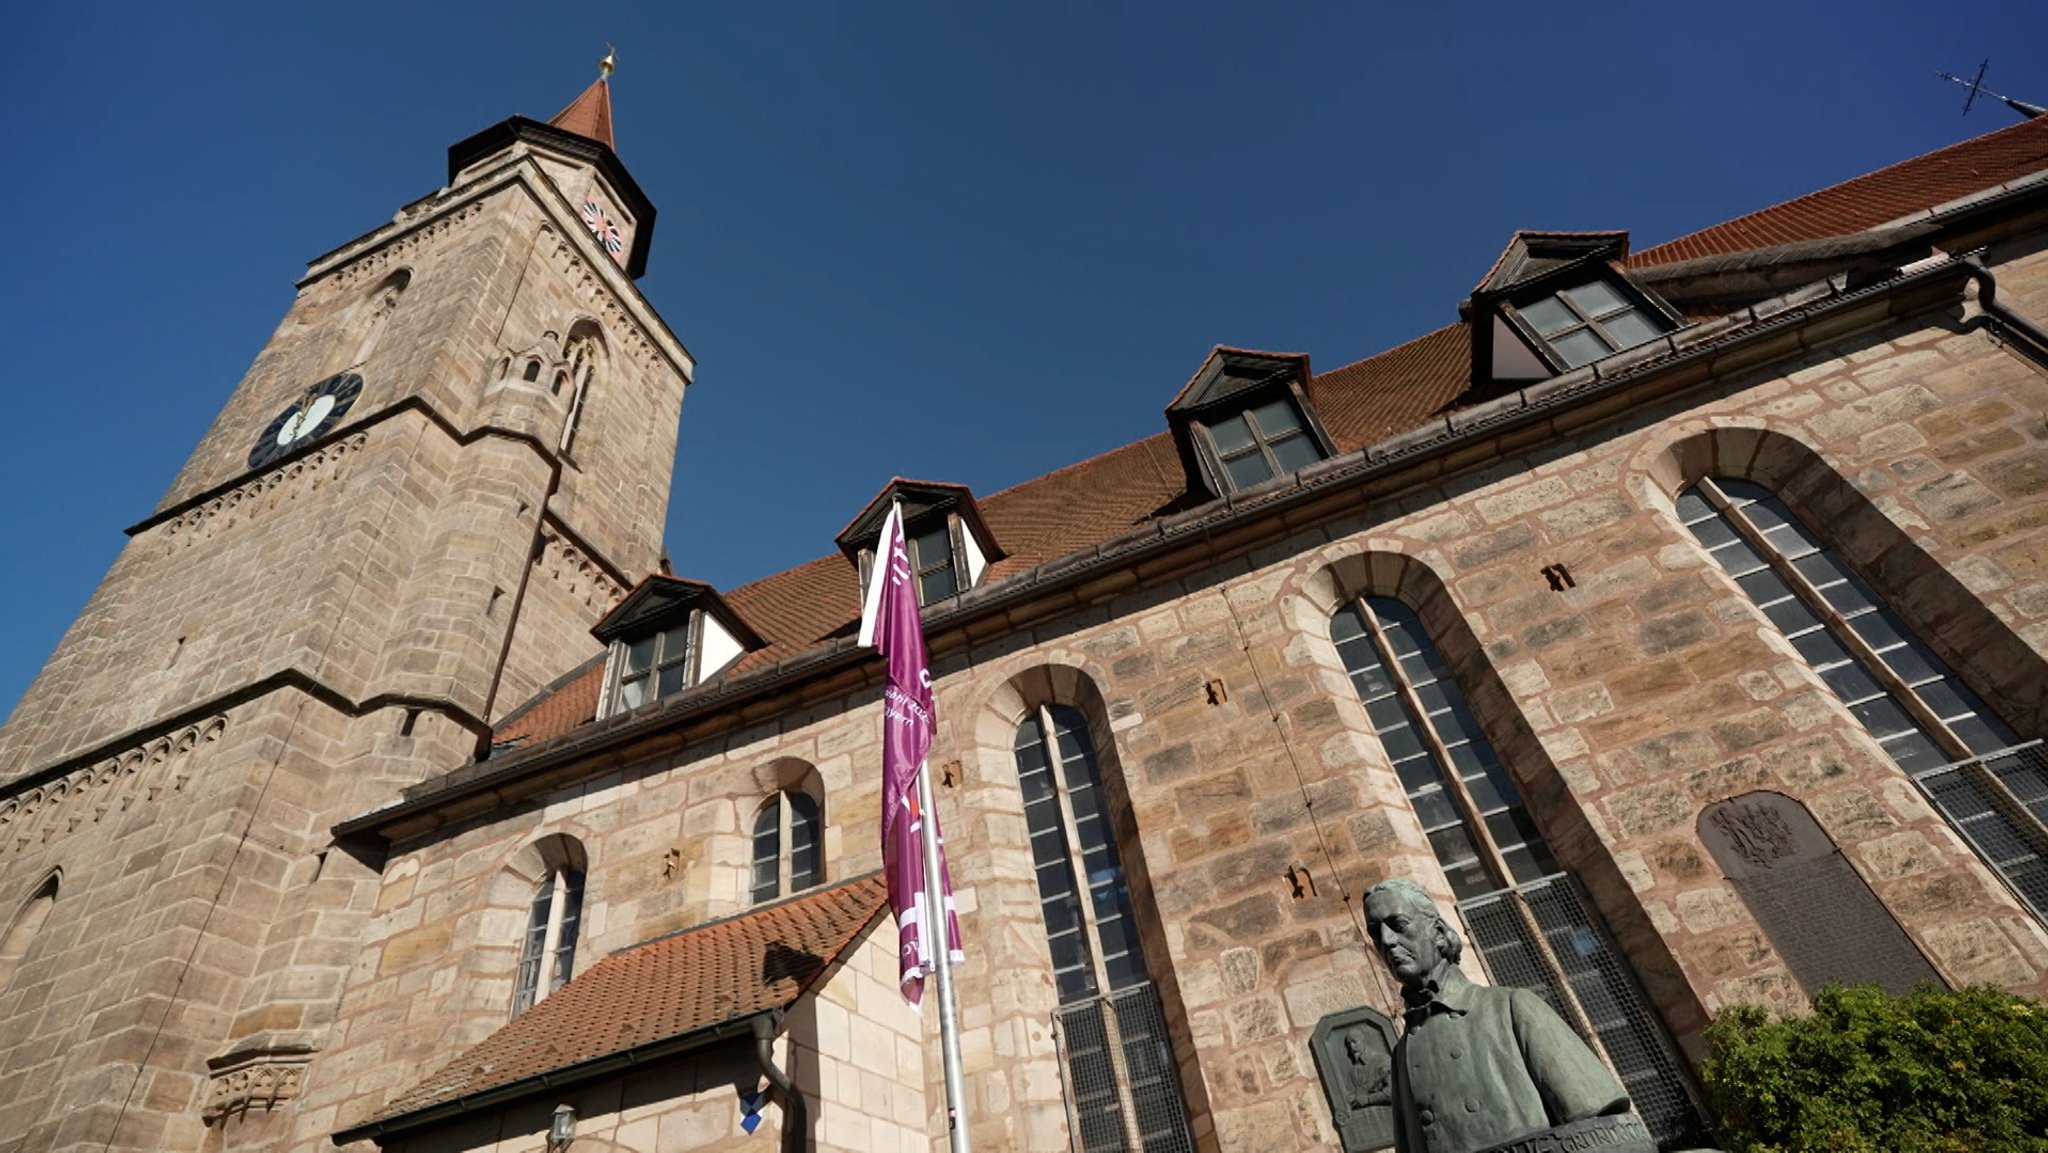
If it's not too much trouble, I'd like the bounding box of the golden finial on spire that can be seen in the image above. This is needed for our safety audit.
[598,44,617,81]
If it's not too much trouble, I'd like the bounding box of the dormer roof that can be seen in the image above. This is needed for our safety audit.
[591,574,765,651]
[1469,231,1632,302]
[834,479,1004,565]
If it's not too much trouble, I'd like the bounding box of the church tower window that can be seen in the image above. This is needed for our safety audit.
[559,326,603,455]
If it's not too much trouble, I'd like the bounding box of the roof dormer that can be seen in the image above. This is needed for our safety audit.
[1464,231,1684,390]
[1166,347,1337,499]
[590,576,763,717]
[836,480,1004,607]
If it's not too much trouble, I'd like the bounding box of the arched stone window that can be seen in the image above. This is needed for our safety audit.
[1328,587,1700,1144]
[1014,703,1193,1153]
[750,790,823,904]
[511,836,586,1017]
[1676,476,2046,921]
[559,324,604,454]
[0,872,58,990]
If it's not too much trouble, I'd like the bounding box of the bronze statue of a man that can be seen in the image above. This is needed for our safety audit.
[1364,879,1645,1153]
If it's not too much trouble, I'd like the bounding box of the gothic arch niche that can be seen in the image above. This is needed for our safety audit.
[969,661,1206,1153]
[1299,551,1706,1141]
[1644,425,2047,737]
[559,320,607,456]
[342,269,410,370]
[0,869,58,990]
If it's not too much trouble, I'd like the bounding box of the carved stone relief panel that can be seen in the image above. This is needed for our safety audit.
[1311,1005,1398,1152]
[1699,791,1940,996]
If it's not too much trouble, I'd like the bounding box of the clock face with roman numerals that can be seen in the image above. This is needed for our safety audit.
[248,372,363,470]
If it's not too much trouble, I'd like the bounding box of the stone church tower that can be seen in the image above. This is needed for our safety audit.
[0,67,691,1151]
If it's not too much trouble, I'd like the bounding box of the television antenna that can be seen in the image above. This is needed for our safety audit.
[1935,60,2046,120]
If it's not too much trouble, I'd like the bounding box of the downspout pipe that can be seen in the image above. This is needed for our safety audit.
[753,1011,808,1153]
[1959,252,2048,372]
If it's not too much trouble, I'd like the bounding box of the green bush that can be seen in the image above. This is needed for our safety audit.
[1700,983,2048,1152]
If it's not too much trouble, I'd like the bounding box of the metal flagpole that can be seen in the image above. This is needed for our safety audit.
[915,758,972,1153]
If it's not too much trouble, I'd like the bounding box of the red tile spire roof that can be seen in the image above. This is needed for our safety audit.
[549,77,616,151]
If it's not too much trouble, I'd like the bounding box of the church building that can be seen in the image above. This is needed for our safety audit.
[3,62,2048,1153]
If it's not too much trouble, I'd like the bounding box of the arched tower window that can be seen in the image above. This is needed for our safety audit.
[559,325,603,455]
[347,270,409,368]
[1677,477,2046,921]
[511,840,585,1017]
[0,873,58,990]
[1329,593,1700,1143]
[750,790,823,904]
[1014,704,1193,1153]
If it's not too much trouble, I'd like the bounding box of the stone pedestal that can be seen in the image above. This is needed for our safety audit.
[1471,1113,1658,1153]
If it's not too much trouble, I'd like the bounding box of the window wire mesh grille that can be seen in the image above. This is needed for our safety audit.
[1912,741,2048,922]
[1053,982,1196,1153]
[1460,877,1701,1146]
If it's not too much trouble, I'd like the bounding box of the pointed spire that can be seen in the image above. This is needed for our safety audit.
[549,48,617,150]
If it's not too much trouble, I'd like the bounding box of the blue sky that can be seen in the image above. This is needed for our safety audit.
[1,2,2044,716]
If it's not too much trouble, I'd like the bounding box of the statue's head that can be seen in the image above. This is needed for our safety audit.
[1362,878,1462,989]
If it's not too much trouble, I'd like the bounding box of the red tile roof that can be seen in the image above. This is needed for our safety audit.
[366,874,887,1127]
[489,116,2048,750]
[549,78,616,151]
[1631,114,2048,265]
[492,658,605,747]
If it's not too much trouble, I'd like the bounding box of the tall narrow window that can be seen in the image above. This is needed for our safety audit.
[1678,477,2047,921]
[1015,706,1193,1153]
[1331,596,1701,1145]
[0,874,57,990]
[347,270,408,368]
[750,791,823,904]
[511,865,583,1017]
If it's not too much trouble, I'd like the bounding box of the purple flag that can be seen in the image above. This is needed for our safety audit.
[858,503,965,1007]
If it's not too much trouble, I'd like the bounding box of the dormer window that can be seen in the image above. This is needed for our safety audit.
[614,619,691,711]
[1166,347,1336,499]
[1466,231,1685,389]
[1513,280,1671,370]
[1203,395,1326,491]
[590,576,763,718]
[838,480,1006,608]
[910,521,960,604]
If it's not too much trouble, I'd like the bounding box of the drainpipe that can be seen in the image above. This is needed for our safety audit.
[1957,251,2048,372]
[753,1011,807,1153]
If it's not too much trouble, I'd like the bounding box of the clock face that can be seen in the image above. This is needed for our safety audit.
[581,197,625,261]
[248,372,363,470]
